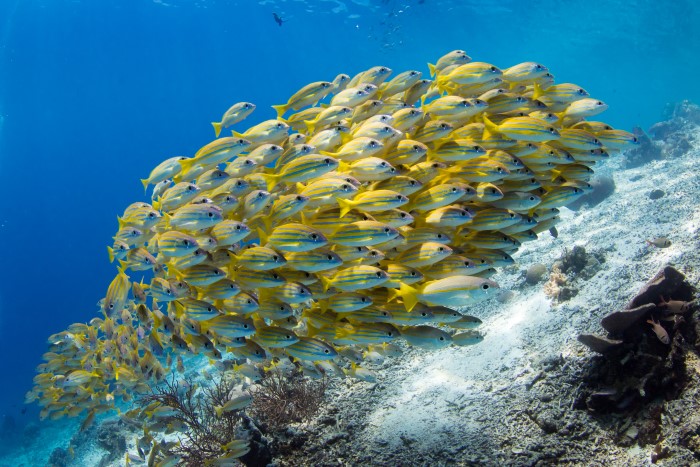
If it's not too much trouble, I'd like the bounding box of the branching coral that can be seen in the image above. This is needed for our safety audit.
[138,375,248,465]
[249,369,328,432]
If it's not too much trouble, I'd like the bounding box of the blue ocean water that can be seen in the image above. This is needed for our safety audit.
[0,0,698,454]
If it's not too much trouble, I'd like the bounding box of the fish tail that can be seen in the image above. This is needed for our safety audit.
[178,157,196,176]
[211,121,223,138]
[398,282,419,312]
[256,227,268,246]
[337,198,353,218]
[260,173,280,192]
[304,120,316,134]
[107,246,115,263]
[214,406,223,418]
[272,104,287,118]
[140,178,149,193]
[532,82,543,100]
[320,275,332,292]
[481,114,499,139]
[427,62,437,77]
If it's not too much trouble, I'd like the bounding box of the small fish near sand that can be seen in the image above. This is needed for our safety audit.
[646,237,671,248]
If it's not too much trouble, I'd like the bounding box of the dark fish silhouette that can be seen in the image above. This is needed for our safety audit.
[273,13,285,26]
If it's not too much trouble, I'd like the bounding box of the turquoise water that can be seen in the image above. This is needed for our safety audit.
[0,0,698,460]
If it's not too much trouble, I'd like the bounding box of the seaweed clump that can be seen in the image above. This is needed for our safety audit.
[137,375,257,466]
[249,369,329,433]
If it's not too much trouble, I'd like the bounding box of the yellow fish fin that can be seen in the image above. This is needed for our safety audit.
[211,121,223,138]
[107,246,115,263]
[272,104,287,118]
[337,198,354,218]
[481,114,499,140]
[231,130,246,139]
[140,178,149,193]
[260,173,281,192]
[319,275,332,292]
[427,62,437,77]
[396,282,419,312]
[178,157,197,176]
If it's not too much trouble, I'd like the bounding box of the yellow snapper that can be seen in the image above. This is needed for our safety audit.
[211,102,256,138]
[180,137,251,176]
[272,81,333,117]
[391,275,499,311]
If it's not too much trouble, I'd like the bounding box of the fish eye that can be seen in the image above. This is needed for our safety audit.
[409,180,417,186]
[410,271,417,276]
[633,137,638,143]
[235,225,241,230]
[413,145,421,151]
[577,89,585,95]
[188,185,195,191]
[370,141,377,148]
[375,271,383,278]
[310,233,319,240]
[597,101,603,105]
[438,247,445,252]
[384,228,391,234]
[326,254,334,261]
[473,146,480,151]
[439,336,445,341]
[548,127,555,132]
[208,212,214,217]
[237,139,246,144]
[432,163,440,168]
[323,158,332,164]
[451,187,458,193]
[490,66,497,72]
[324,349,330,354]
[272,255,279,261]
[440,124,449,129]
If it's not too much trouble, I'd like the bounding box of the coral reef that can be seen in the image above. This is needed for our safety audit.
[567,175,616,210]
[626,100,699,167]
[577,265,698,414]
[543,246,606,301]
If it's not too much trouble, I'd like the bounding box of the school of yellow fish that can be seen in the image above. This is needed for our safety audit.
[27,50,638,442]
